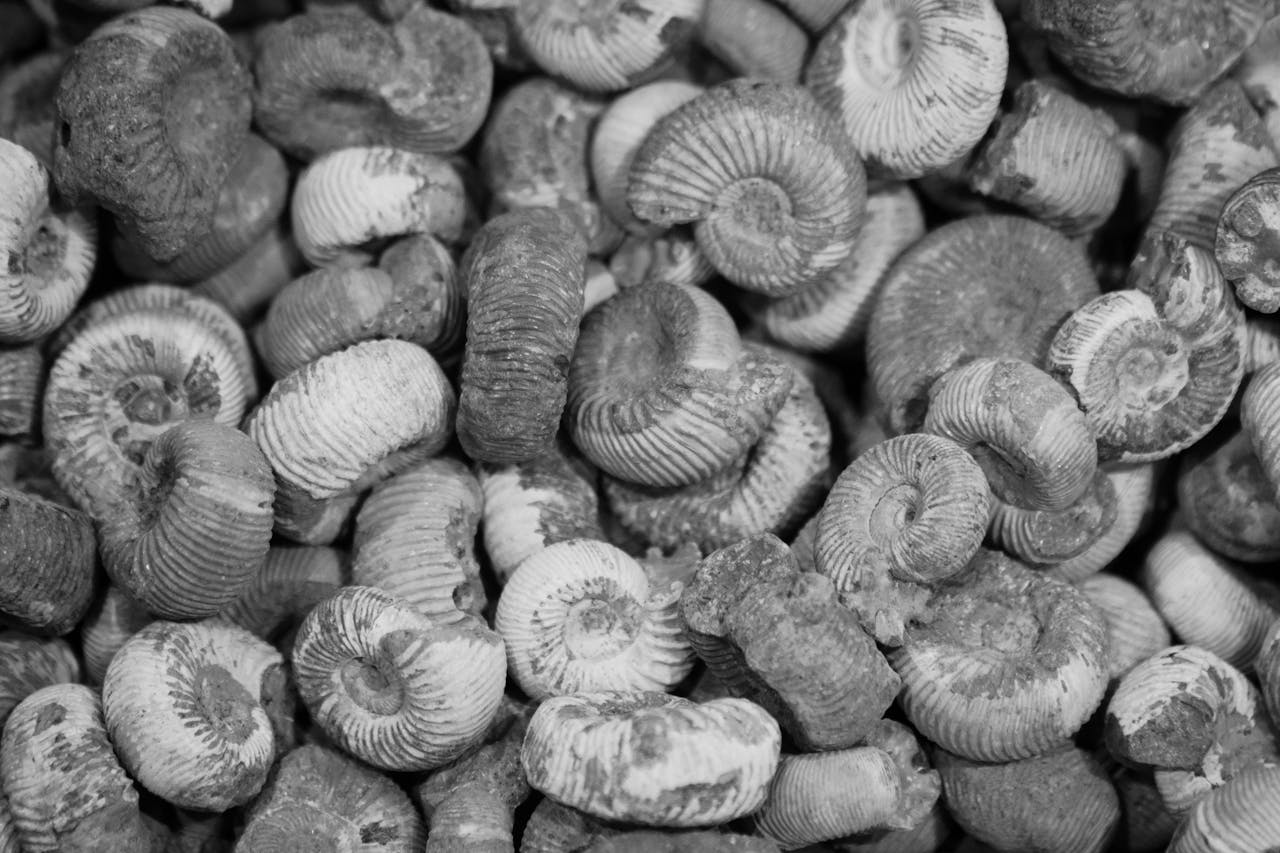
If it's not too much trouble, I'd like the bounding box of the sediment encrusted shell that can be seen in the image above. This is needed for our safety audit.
[291,585,506,772]
[352,457,485,625]
[1178,427,1280,562]
[0,487,96,635]
[457,208,587,464]
[868,214,1098,434]
[43,308,251,520]
[806,0,1007,179]
[253,4,493,160]
[749,182,925,354]
[0,345,42,438]
[0,633,78,728]
[604,361,831,553]
[495,539,694,699]
[566,282,792,488]
[1,684,161,853]
[477,437,603,586]
[1142,526,1278,671]
[246,339,455,544]
[0,139,95,344]
[1216,166,1280,313]
[1167,764,1280,852]
[936,745,1120,853]
[291,146,468,268]
[237,744,426,852]
[888,550,1110,762]
[519,798,617,853]
[815,433,990,645]
[680,534,901,751]
[1077,574,1171,681]
[513,0,704,93]
[52,6,252,261]
[627,78,866,297]
[1022,0,1269,105]
[80,585,152,685]
[103,619,285,811]
[521,691,781,826]
[969,80,1125,236]
[1048,234,1245,463]
[988,468,1118,566]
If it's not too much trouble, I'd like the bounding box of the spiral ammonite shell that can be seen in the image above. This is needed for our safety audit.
[192,223,303,325]
[0,487,96,635]
[1,684,162,853]
[1260,618,1280,733]
[0,632,79,729]
[1216,166,1280,314]
[988,468,1119,567]
[375,233,466,358]
[1243,359,1280,503]
[1078,574,1171,682]
[457,208,587,464]
[43,308,251,520]
[627,78,866,297]
[513,0,704,93]
[291,146,468,269]
[521,691,781,827]
[814,432,990,646]
[1178,427,1280,563]
[292,585,506,772]
[1022,0,1269,105]
[0,139,95,345]
[478,437,604,586]
[495,538,694,699]
[219,545,347,649]
[253,4,493,161]
[1167,764,1280,853]
[237,744,426,852]
[246,339,455,544]
[352,457,487,625]
[888,549,1110,762]
[567,282,792,488]
[103,619,285,811]
[52,6,252,261]
[806,0,1008,179]
[868,214,1099,434]
[80,585,151,685]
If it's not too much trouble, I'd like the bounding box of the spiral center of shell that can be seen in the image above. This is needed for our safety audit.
[20,215,67,287]
[935,593,1045,657]
[713,178,794,245]
[192,663,258,744]
[340,657,403,716]
[868,483,922,546]
[107,376,189,464]
[853,3,920,89]
[562,595,642,660]
[1113,335,1190,410]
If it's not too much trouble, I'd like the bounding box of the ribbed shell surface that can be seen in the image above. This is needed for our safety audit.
[0,633,79,728]
[0,487,96,635]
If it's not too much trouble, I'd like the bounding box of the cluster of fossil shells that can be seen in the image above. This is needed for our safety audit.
[3,0,1280,851]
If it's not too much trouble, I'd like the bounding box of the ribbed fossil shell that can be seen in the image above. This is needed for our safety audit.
[750,182,925,354]
[698,0,807,83]
[192,224,302,325]
[590,79,703,235]
[627,78,866,296]
[680,534,901,751]
[1048,236,1245,463]
[868,214,1099,434]
[1240,15,1280,145]
[1144,80,1278,250]
[0,632,78,728]
[237,744,426,852]
[52,6,252,261]
[292,585,506,772]
[495,539,693,699]
[608,227,716,289]
[969,80,1125,236]
[1105,761,1179,853]
[291,146,468,268]
[521,691,781,826]
[0,139,95,344]
[1167,764,1280,853]
[924,357,1097,511]
[0,50,67,171]
[1046,465,1155,584]
[936,745,1120,853]
[478,437,603,585]
[567,282,792,488]
[1216,167,1280,313]
[604,361,831,553]
[246,339,455,544]
[457,208,587,463]
[1077,574,1171,681]
[513,0,703,93]
[103,619,284,811]
[520,798,617,853]
[1178,427,1280,562]
[1142,526,1278,671]
[43,308,251,520]
[0,487,96,635]
[253,5,492,161]
[888,549,1110,762]
[1243,360,1280,503]
[1,684,160,853]
[1022,0,1268,105]
[0,345,41,438]
[815,433,990,645]
[97,420,275,621]
[80,584,151,685]
[352,457,485,625]
[807,0,1006,179]
[1261,619,1280,737]
[1248,312,1280,375]
[219,545,346,649]
[988,468,1118,566]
